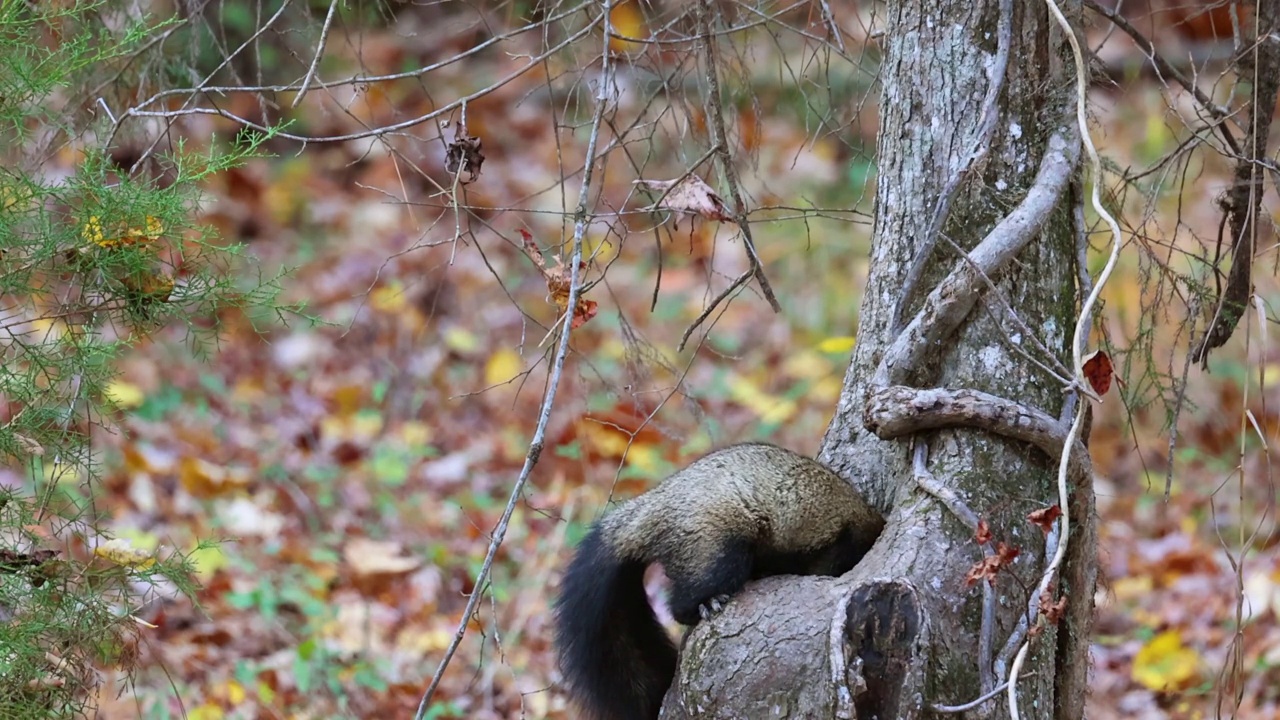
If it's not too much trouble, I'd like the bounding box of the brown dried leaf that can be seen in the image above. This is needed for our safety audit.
[634,176,734,222]
[344,537,423,580]
[975,518,992,545]
[1040,590,1068,624]
[444,126,484,183]
[995,542,1020,565]
[1027,505,1062,535]
[966,541,1021,587]
[1082,349,1114,396]
[965,555,1000,587]
[519,228,597,328]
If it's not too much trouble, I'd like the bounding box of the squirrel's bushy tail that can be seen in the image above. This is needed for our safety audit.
[554,523,676,720]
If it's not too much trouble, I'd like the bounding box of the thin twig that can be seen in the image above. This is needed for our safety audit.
[411,5,616,716]
[1081,0,1240,155]
[293,0,341,108]
[696,0,782,315]
[119,12,603,146]
[911,442,996,696]
[678,269,753,352]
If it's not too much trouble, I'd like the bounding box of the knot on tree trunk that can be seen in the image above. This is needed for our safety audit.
[845,581,926,719]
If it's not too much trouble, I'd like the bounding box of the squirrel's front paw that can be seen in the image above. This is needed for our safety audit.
[698,594,732,621]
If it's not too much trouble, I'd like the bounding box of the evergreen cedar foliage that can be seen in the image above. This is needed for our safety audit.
[554,443,885,720]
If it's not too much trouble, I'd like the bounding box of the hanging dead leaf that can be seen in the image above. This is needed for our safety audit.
[1039,590,1067,624]
[444,125,484,183]
[1081,349,1113,396]
[965,555,1000,587]
[10,433,44,457]
[634,176,734,222]
[0,548,58,574]
[975,518,992,545]
[964,542,1020,587]
[121,269,174,306]
[519,228,598,328]
[1027,505,1062,535]
[995,542,1019,565]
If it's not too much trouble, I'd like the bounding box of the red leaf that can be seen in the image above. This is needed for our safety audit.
[1082,349,1113,395]
[1027,505,1062,535]
[975,518,992,545]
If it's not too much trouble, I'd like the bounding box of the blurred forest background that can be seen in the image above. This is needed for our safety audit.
[1,1,1277,718]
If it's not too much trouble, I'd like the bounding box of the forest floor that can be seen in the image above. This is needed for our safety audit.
[37,8,1279,720]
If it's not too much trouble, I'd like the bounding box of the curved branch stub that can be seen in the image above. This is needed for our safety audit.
[845,581,927,720]
[863,385,1093,484]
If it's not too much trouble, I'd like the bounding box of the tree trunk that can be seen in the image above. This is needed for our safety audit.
[662,1,1098,718]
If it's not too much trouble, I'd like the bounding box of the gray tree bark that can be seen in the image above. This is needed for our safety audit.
[661,1,1098,718]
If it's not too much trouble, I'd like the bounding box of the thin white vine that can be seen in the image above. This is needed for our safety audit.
[1007,0,1125,717]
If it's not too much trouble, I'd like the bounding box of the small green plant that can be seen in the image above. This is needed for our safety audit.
[0,2,283,716]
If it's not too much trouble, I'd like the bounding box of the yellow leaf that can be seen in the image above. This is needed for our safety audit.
[1262,363,1280,387]
[578,421,630,458]
[370,282,407,313]
[443,326,479,353]
[600,338,627,359]
[399,626,454,655]
[256,680,276,705]
[81,215,105,245]
[1111,575,1153,603]
[225,680,246,705]
[319,413,383,444]
[608,1,646,53]
[812,376,843,403]
[93,538,156,569]
[187,703,224,720]
[104,380,145,410]
[344,537,422,579]
[485,348,523,386]
[44,461,83,486]
[231,378,265,404]
[332,384,364,416]
[782,349,832,380]
[398,421,432,446]
[351,412,384,438]
[179,457,253,498]
[1132,630,1200,691]
[625,443,663,475]
[817,336,857,353]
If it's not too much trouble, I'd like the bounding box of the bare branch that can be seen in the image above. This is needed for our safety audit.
[120,13,603,145]
[1194,3,1280,363]
[413,6,617,716]
[1082,0,1241,156]
[874,128,1080,387]
[865,385,1093,484]
[696,0,782,315]
[293,0,341,108]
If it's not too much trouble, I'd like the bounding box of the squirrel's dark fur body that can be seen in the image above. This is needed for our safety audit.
[553,442,884,720]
